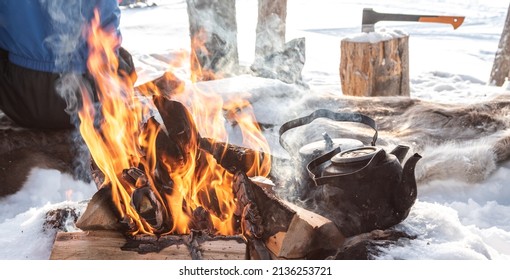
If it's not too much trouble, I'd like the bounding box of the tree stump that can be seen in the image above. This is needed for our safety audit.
[186,0,239,81]
[340,31,410,97]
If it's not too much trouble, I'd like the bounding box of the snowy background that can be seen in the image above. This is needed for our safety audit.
[1,0,510,261]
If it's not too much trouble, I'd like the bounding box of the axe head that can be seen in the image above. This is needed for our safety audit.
[362,8,378,33]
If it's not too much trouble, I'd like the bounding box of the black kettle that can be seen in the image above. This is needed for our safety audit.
[279,109,421,237]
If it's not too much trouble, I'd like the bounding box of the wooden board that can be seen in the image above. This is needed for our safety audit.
[50,230,247,260]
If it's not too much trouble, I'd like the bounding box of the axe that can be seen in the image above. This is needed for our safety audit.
[362,8,465,33]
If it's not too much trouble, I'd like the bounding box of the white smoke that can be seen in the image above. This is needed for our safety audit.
[39,0,93,182]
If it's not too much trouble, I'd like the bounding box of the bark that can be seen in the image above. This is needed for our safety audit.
[340,34,410,96]
[255,0,287,61]
[490,4,510,86]
[186,0,239,80]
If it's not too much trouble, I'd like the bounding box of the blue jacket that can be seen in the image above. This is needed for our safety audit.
[0,0,121,73]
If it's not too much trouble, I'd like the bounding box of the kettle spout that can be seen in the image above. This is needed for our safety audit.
[393,153,422,219]
[390,145,410,163]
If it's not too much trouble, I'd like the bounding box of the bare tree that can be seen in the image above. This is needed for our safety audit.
[254,0,287,62]
[490,4,510,86]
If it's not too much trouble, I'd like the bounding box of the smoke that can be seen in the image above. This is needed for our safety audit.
[39,0,94,182]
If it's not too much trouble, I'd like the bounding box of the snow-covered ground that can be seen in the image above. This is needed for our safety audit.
[1,0,509,267]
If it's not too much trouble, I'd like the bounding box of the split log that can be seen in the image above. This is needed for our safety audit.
[186,0,239,80]
[234,173,345,259]
[340,31,410,97]
[50,230,247,260]
[75,186,125,231]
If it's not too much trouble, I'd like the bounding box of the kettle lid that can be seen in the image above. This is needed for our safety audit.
[299,137,364,158]
[331,146,380,165]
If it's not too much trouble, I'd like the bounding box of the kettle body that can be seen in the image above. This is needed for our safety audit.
[278,109,421,237]
[307,145,421,237]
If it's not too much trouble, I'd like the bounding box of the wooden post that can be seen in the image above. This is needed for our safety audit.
[340,32,410,97]
[255,0,287,62]
[186,0,239,81]
[490,4,510,86]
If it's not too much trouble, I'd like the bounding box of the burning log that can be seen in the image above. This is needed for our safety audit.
[152,96,198,164]
[233,172,345,259]
[199,137,269,175]
[121,167,169,232]
[189,206,215,232]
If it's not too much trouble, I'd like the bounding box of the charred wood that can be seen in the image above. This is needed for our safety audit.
[121,230,246,259]
[121,167,169,233]
[44,207,79,233]
[199,137,269,176]
[189,206,215,233]
[152,96,199,165]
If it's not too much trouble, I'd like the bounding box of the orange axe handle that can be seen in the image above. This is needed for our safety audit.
[418,16,465,29]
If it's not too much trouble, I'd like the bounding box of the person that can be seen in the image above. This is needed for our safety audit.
[0,0,136,129]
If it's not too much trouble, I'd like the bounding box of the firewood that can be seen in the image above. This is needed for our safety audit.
[75,186,125,231]
[199,137,269,175]
[50,230,247,260]
[233,172,345,259]
[152,96,198,165]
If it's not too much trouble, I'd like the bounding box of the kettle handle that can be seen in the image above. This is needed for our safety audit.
[306,147,386,186]
[278,109,378,155]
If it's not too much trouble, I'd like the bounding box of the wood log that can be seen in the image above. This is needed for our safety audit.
[75,186,125,231]
[340,31,410,97]
[50,230,247,260]
[235,173,345,259]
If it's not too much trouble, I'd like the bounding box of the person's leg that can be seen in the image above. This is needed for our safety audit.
[0,52,73,129]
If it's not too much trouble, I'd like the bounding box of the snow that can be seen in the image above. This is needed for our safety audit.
[1,0,510,267]
[345,29,409,43]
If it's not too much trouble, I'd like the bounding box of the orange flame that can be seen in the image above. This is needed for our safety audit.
[79,10,271,236]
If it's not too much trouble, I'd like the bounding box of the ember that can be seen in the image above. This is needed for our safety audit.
[78,10,271,236]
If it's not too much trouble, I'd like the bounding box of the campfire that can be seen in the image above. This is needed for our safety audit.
[77,10,273,237]
[59,9,420,260]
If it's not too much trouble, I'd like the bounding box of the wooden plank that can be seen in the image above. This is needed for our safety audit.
[200,239,247,260]
[50,230,247,260]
